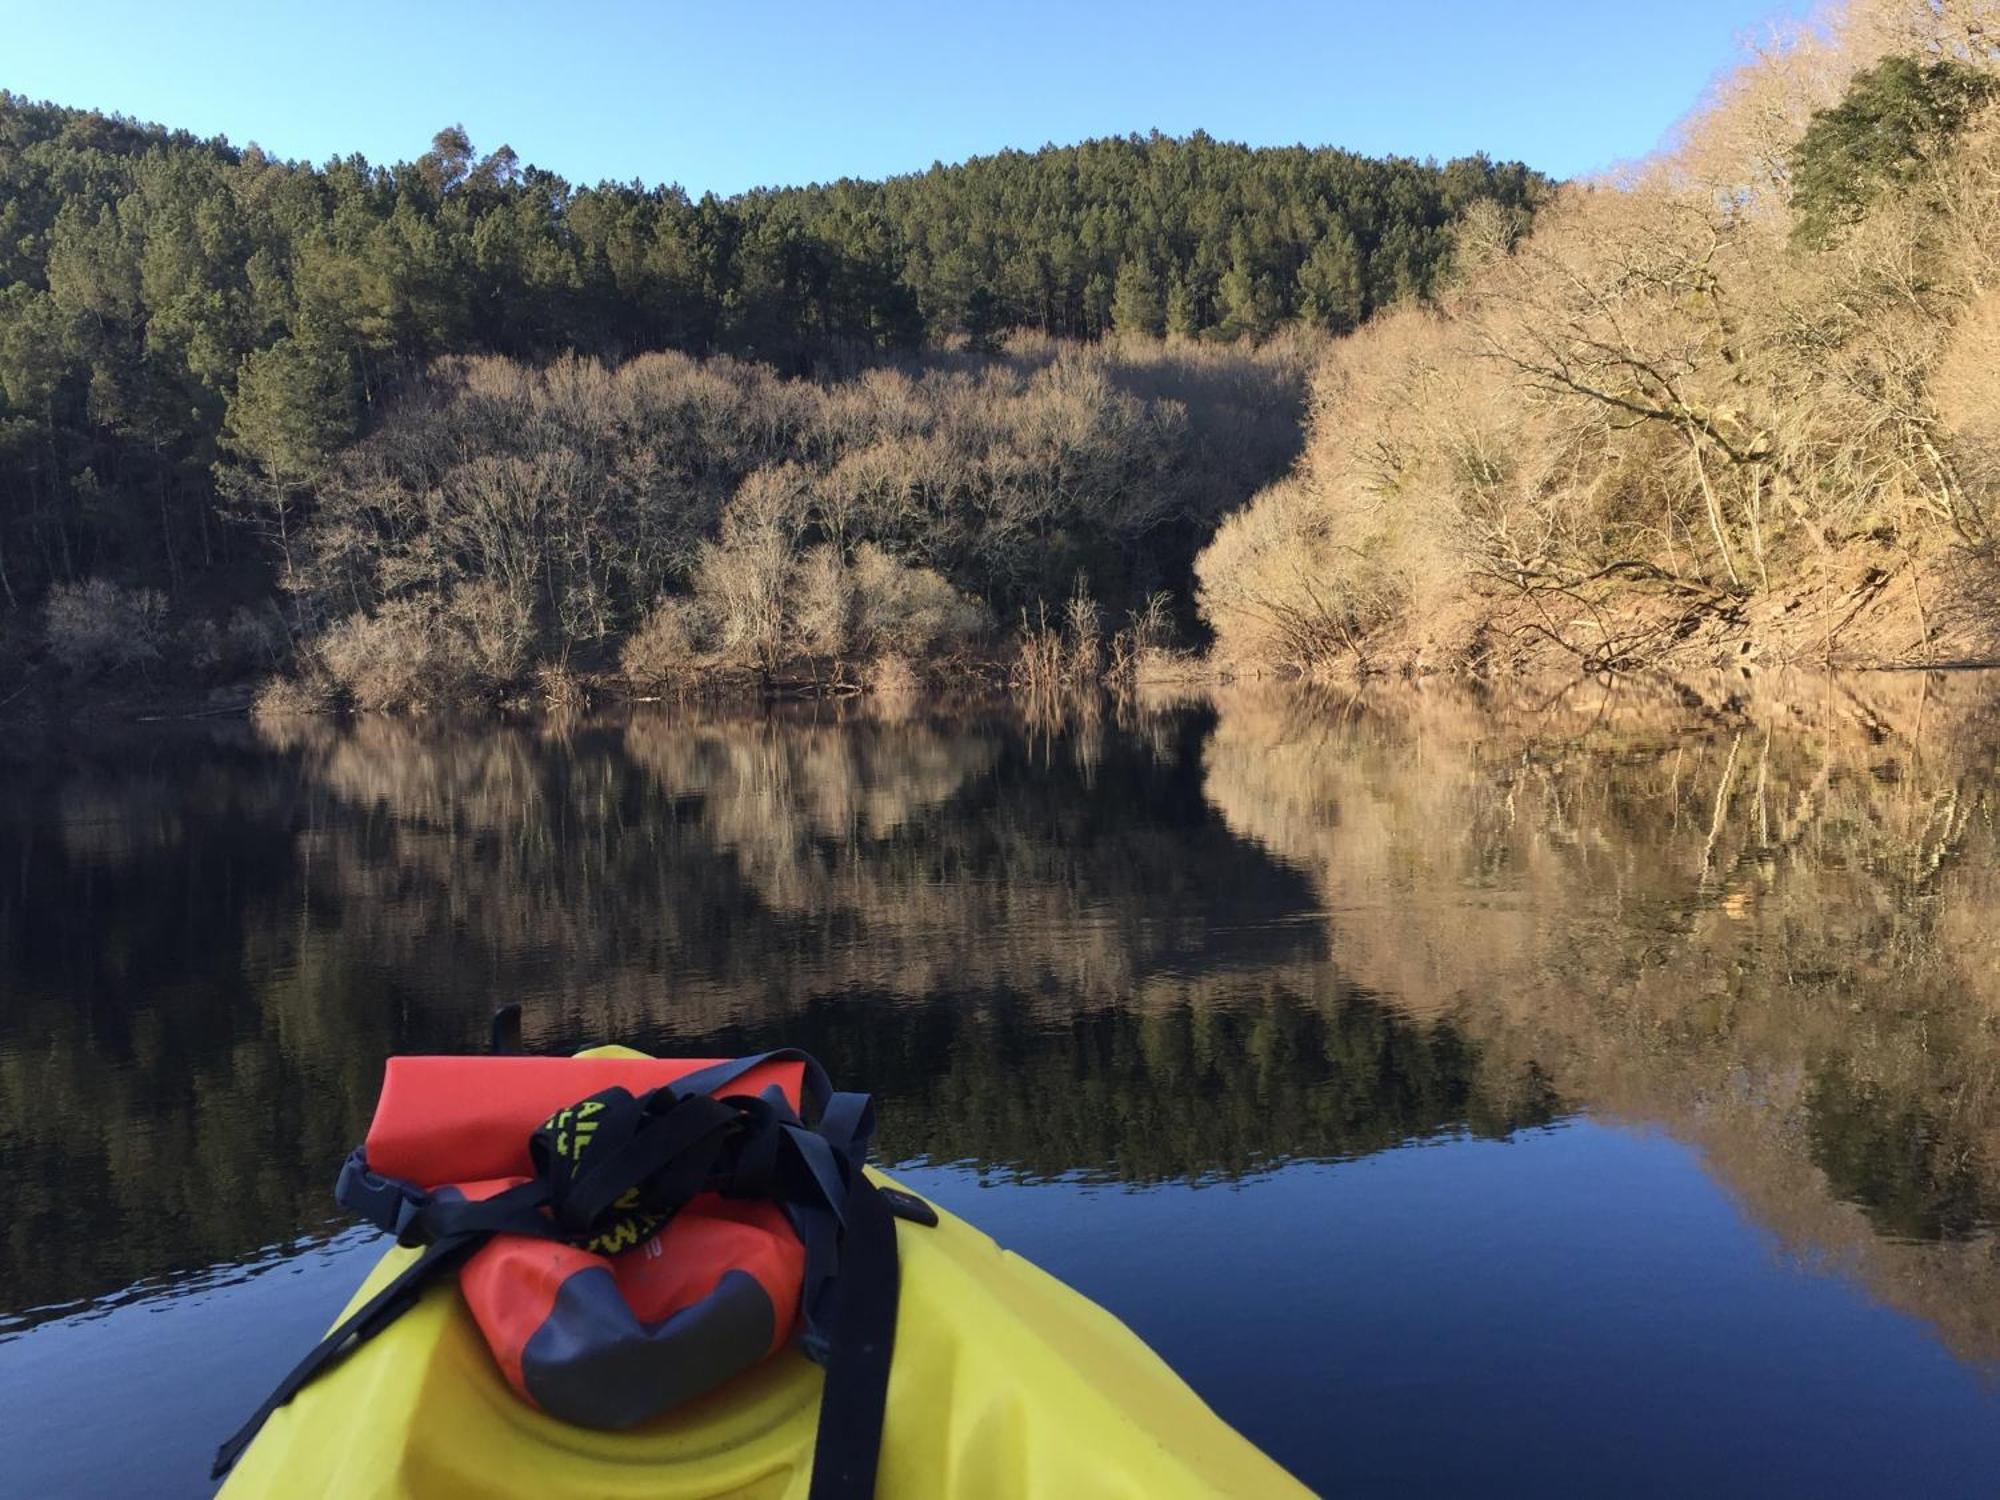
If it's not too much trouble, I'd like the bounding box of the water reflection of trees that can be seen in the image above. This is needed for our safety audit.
[658,979,1559,1183]
[22,676,1991,1349]
[0,732,370,1326]
[1202,673,2000,1362]
[274,706,1327,1030]
[0,704,1556,1324]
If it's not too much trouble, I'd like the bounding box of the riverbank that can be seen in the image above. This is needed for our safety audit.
[9,596,1994,736]
[0,644,1019,734]
[1217,537,2000,681]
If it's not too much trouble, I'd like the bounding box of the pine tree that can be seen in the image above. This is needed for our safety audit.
[417,125,474,197]
[1298,229,1367,334]
[1082,271,1114,337]
[1216,250,1277,341]
[963,286,1004,354]
[1111,257,1163,337]
[218,336,355,573]
[1164,274,1200,339]
[1789,56,1997,246]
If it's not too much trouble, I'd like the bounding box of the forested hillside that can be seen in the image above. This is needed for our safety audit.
[739,136,1542,342]
[0,94,1544,650]
[1197,0,2000,675]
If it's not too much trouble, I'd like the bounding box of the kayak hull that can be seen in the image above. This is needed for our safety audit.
[221,1050,1308,1498]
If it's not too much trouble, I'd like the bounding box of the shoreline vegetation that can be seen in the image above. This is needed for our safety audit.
[1197,0,2000,681]
[0,96,1535,722]
[7,0,2000,725]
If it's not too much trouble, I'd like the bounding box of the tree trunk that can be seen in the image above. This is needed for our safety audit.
[1689,434,1743,592]
[1747,468,1770,594]
[158,466,183,594]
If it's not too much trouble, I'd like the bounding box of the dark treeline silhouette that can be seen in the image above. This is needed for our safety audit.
[0,92,1545,619]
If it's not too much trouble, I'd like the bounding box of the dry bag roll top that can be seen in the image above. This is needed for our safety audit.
[344,1055,811,1429]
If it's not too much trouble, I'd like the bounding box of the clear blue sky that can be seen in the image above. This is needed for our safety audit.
[6,0,1814,193]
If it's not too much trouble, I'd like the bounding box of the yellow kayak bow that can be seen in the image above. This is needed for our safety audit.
[221,1047,1309,1498]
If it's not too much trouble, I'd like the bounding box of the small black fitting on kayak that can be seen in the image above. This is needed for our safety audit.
[878,1186,940,1226]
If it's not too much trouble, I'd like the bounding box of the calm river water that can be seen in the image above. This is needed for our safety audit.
[5,676,2000,1496]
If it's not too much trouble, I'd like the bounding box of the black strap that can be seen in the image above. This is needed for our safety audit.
[543,1091,736,1239]
[406,1180,554,1242]
[210,1231,482,1478]
[806,1173,902,1500]
[668,1049,837,1117]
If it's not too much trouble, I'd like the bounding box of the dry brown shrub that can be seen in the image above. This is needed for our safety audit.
[1107,592,1177,681]
[619,596,706,685]
[1127,644,1209,684]
[793,544,855,656]
[318,583,532,711]
[534,661,589,712]
[864,651,921,703]
[251,670,340,721]
[693,523,793,670]
[849,543,988,655]
[1011,604,1069,691]
[1009,577,1119,689]
[43,579,169,676]
[444,580,536,685]
[1061,583,1103,678]
[317,601,447,711]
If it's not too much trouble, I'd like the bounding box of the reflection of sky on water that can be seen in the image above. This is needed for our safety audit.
[10,1126,1997,1498]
